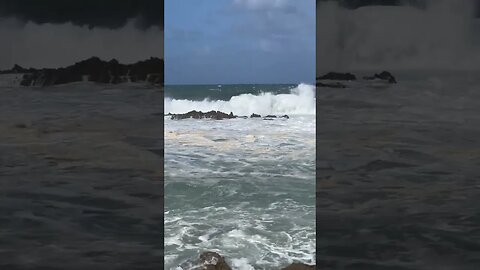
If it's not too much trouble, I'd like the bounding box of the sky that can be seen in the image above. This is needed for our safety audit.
[317,0,480,73]
[0,0,163,70]
[165,0,316,85]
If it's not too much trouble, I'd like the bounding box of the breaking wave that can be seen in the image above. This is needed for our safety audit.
[164,83,315,115]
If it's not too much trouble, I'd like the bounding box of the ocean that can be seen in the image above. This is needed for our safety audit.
[164,84,316,269]
[316,71,480,269]
[0,81,164,269]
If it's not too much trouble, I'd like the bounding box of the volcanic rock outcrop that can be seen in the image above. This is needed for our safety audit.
[170,110,236,120]
[317,71,398,88]
[169,111,290,120]
[195,252,315,270]
[363,71,397,83]
[0,57,163,87]
[197,252,232,270]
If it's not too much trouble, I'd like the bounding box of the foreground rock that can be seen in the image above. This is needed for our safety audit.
[171,110,236,120]
[0,57,163,87]
[197,252,314,270]
[317,72,356,81]
[363,71,397,83]
[198,252,232,270]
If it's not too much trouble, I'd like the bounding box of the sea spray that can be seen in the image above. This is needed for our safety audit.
[164,83,315,116]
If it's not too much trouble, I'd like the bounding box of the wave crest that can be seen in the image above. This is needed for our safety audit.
[164,83,315,115]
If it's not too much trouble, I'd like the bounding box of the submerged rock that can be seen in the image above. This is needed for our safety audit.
[317,72,356,81]
[363,71,397,83]
[171,110,237,120]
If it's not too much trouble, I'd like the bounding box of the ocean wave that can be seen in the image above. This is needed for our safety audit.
[164,83,315,115]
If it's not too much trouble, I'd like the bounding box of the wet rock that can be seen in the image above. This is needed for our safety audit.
[198,252,232,270]
[281,115,290,119]
[171,110,237,120]
[14,123,27,128]
[265,115,277,118]
[281,263,315,270]
[318,72,356,81]
[3,57,164,87]
[363,71,397,83]
[250,113,261,118]
[196,252,314,270]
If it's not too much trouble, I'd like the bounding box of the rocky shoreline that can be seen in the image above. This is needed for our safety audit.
[168,110,290,120]
[0,57,163,87]
[316,71,397,88]
[193,252,314,270]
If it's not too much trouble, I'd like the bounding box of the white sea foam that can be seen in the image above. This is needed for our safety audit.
[164,85,316,269]
[164,83,315,115]
[231,258,255,270]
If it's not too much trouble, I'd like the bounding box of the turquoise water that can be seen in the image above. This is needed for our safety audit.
[164,84,316,269]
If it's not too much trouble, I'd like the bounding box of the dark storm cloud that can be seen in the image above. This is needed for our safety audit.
[0,0,163,29]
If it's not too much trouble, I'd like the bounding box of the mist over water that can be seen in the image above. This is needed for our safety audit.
[317,0,480,72]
